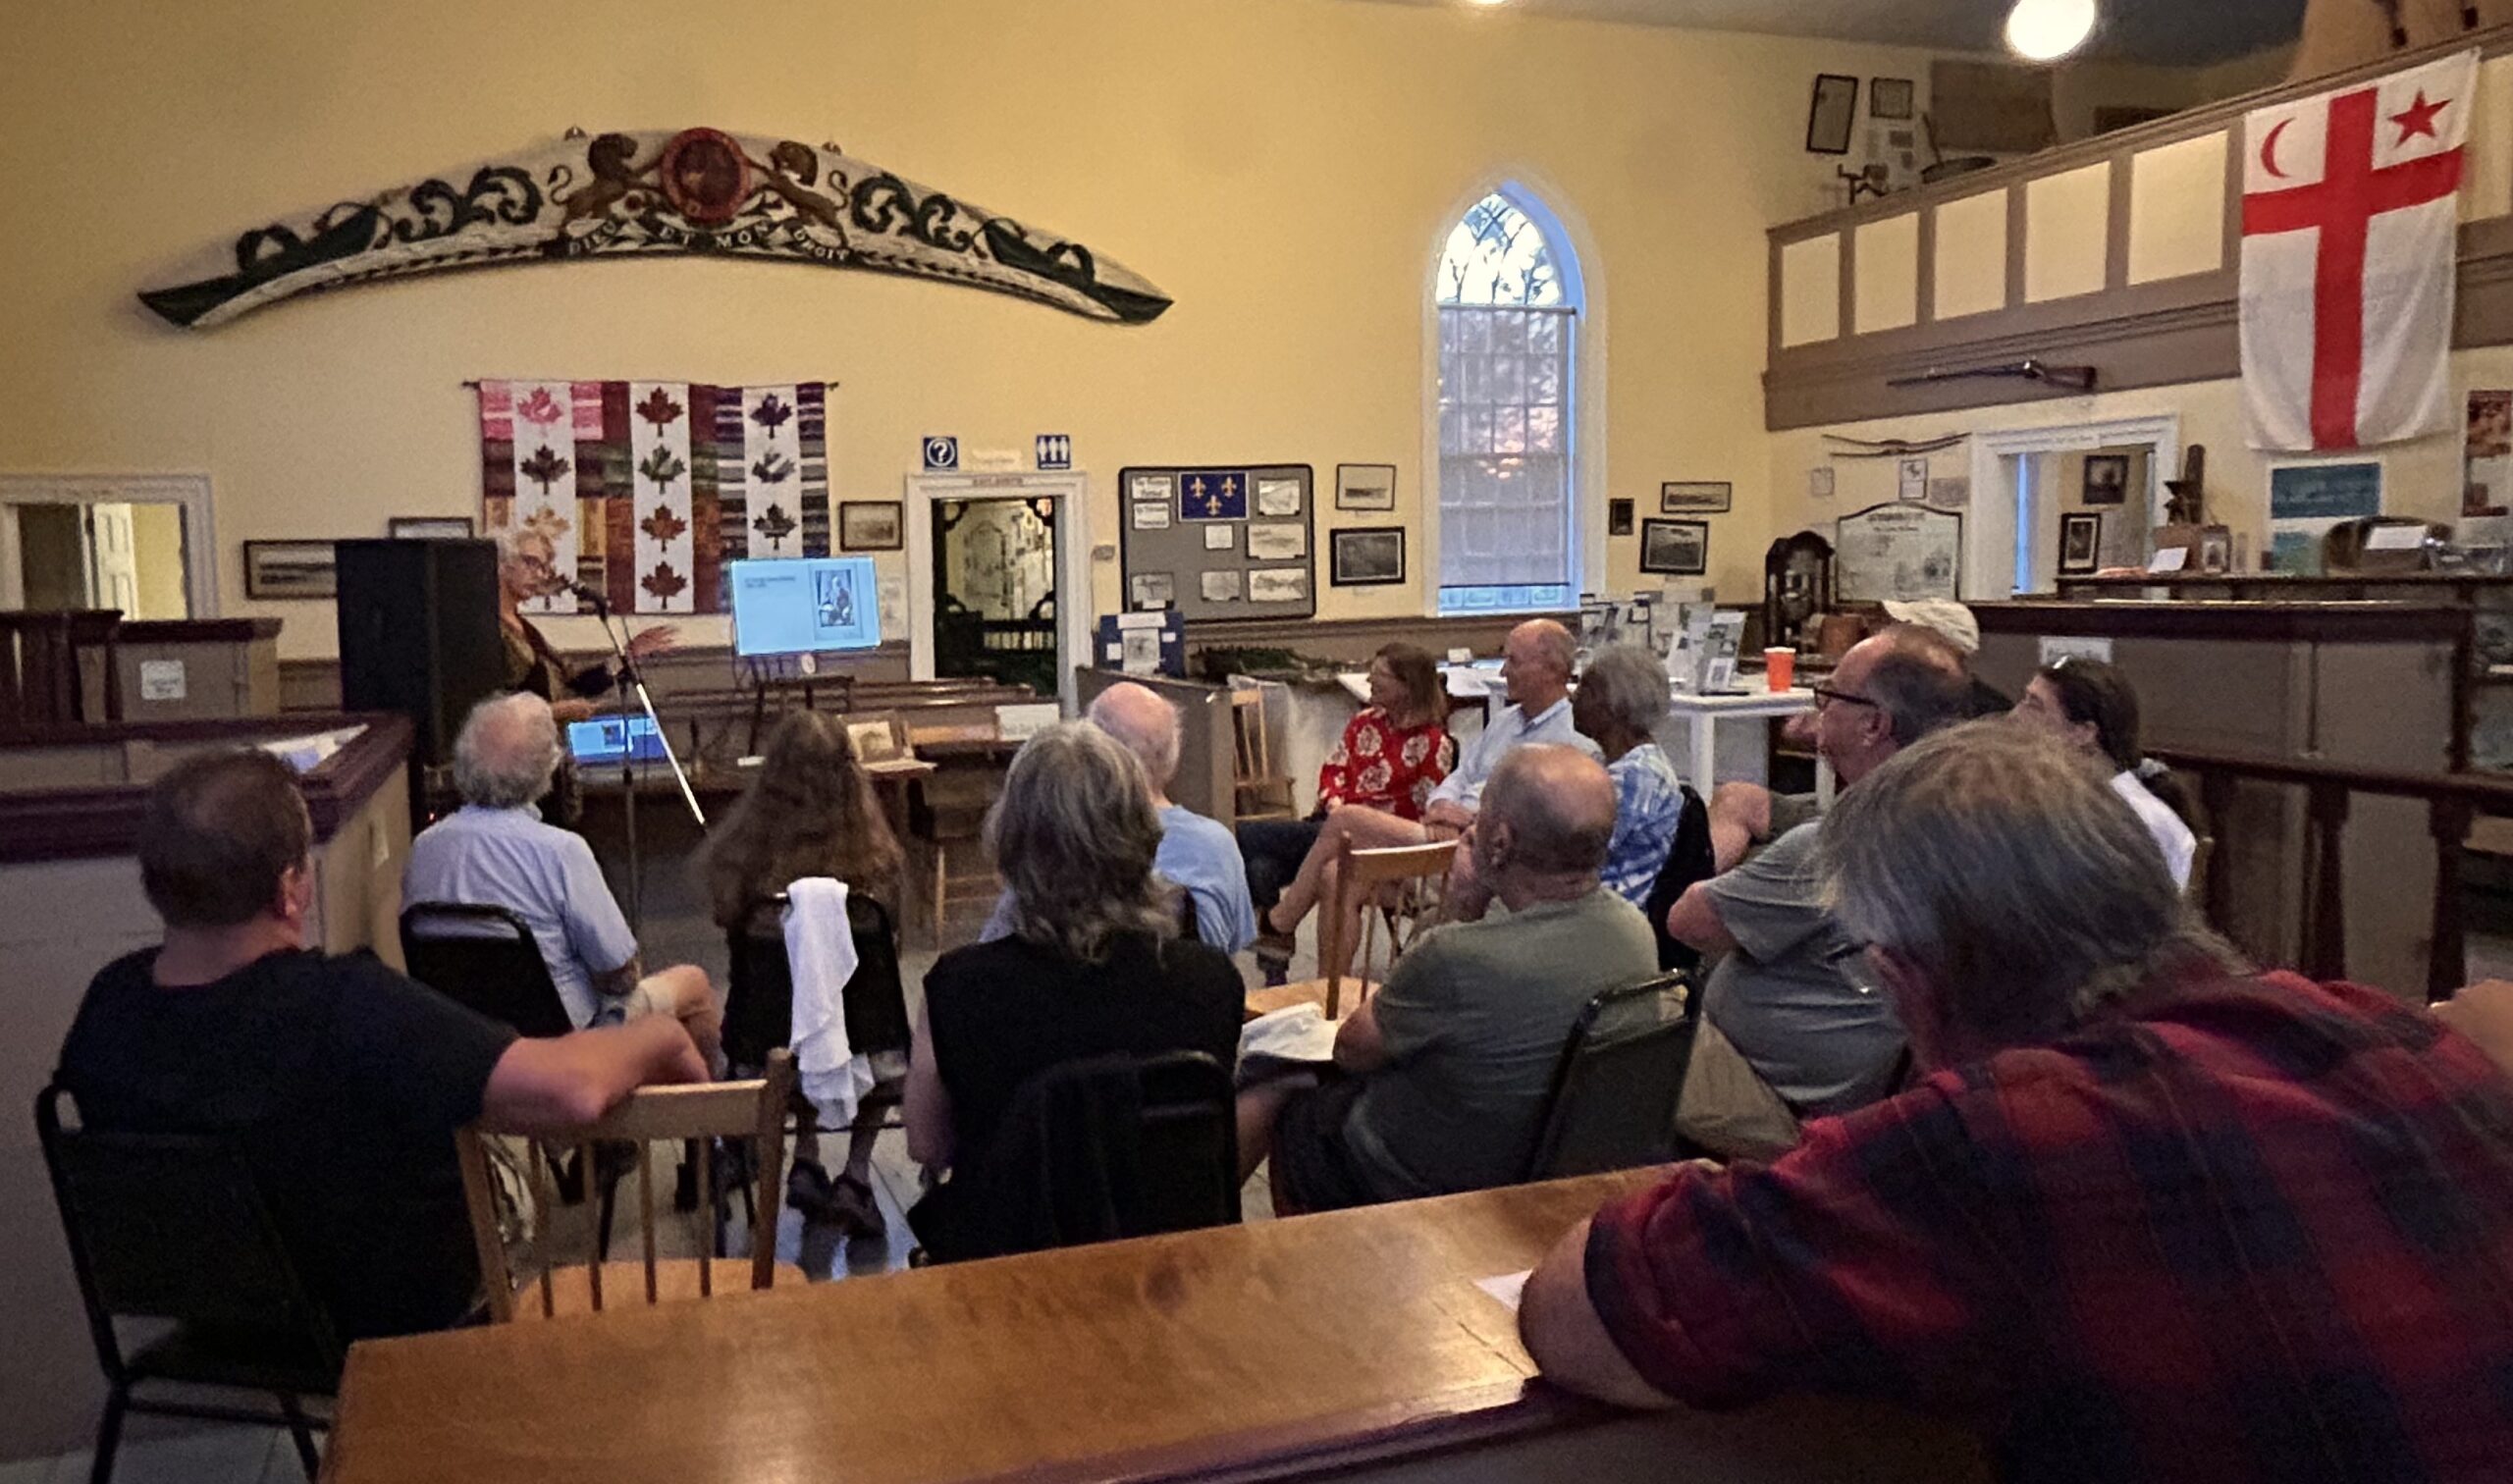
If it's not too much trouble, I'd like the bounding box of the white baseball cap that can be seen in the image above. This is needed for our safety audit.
[1881,599,1980,654]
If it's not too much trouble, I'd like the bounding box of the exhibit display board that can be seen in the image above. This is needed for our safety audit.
[1117,463,1316,621]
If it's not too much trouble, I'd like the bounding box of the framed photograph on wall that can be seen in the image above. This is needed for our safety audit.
[2082,453,2131,507]
[2059,512,2103,575]
[242,540,338,600]
[1807,75,1860,155]
[387,516,474,540]
[839,501,905,551]
[1334,463,1397,511]
[1608,498,1634,537]
[1329,526,1406,586]
[1870,77,1915,121]
[1660,481,1733,514]
[1639,518,1709,576]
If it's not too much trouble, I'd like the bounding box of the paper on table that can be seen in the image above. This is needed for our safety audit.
[2367,524,2428,551]
[1474,1270,1532,1312]
[2147,547,2190,573]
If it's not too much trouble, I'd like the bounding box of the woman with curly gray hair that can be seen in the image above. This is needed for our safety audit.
[903,722,1244,1254]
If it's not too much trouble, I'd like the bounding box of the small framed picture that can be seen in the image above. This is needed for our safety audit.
[1334,463,1398,511]
[1639,518,1709,576]
[1660,481,1733,514]
[2082,453,2131,507]
[243,540,339,600]
[839,501,904,551]
[846,717,902,765]
[1807,74,1860,155]
[1329,526,1407,586]
[2197,525,2233,575]
[388,516,474,540]
[1871,77,1915,121]
[2059,512,2103,575]
[1608,498,1635,537]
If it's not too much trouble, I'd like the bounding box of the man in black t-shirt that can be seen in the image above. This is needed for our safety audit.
[56,749,708,1342]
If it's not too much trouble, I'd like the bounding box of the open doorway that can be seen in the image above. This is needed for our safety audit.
[904,472,1091,713]
[0,475,217,617]
[1968,416,2178,598]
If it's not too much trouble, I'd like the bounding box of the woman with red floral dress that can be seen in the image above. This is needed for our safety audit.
[1240,643,1453,980]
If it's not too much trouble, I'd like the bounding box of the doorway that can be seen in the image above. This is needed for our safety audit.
[0,475,217,616]
[1968,416,2179,598]
[904,472,1092,712]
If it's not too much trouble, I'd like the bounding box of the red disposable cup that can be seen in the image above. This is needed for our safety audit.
[1765,648,1796,693]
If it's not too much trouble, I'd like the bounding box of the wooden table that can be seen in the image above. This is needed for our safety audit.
[323,1172,1986,1483]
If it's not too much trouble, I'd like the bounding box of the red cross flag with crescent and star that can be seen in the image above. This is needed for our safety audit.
[2241,49,2476,452]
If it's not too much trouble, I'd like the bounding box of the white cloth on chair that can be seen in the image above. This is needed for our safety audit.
[783,876,875,1129]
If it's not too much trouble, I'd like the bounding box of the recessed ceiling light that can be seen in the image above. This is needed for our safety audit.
[1466,0,1515,8]
[2005,0,2097,62]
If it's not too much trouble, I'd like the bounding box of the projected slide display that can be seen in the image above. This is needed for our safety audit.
[729,556,882,657]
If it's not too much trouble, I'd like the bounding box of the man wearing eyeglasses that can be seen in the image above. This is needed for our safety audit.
[1663,626,1972,1137]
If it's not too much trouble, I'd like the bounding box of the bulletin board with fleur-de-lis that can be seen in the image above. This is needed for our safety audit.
[477,379,834,614]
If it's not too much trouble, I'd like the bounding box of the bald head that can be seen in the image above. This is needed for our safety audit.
[1477,744,1616,881]
[454,692,562,810]
[1502,619,1577,711]
[1086,682,1183,793]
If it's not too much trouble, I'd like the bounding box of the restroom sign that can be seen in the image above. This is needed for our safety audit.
[1036,434,1072,471]
[922,435,959,472]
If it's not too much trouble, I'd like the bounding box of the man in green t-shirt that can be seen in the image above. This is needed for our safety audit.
[1242,745,1659,1211]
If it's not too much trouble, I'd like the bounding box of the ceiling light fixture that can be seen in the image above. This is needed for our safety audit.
[2005,0,2097,63]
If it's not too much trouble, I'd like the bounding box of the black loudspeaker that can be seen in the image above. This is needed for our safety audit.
[336,539,504,767]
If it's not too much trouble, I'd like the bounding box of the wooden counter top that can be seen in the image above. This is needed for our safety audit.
[323,1170,1985,1483]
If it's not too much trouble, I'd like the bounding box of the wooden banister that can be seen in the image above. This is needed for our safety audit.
[2147,746,2513,1003]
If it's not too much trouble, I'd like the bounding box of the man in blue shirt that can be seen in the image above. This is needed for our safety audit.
[1258,618,1597,952]
[981,682,1258,953]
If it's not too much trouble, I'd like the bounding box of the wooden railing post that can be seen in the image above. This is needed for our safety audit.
[2431,798,2474,1004]
[2302,783,2352,981]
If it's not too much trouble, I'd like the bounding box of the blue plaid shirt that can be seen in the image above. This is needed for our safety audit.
[1601,742,1684,904]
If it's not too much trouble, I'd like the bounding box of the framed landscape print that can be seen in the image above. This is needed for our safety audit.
[1639,519,1709,576]
[1660,481,1733,514]
[1329,526,1406,586]
[243,540,338,600]
[1334,463,1397,511]
[839,501,905,551]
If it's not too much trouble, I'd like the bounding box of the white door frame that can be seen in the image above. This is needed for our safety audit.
[0,473,219,614]
[1966,414,2179,599]
[904,471,1091,714]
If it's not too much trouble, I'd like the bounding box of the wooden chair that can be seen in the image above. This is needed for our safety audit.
[1245,839,1457,1021]
[454,1051,804,1322]
[909,718,1010,945]
[1230,684,1298,822]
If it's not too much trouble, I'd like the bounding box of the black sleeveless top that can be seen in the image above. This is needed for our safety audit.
[922,931,1242,1175]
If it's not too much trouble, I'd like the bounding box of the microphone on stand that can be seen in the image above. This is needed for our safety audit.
[563,580,613,615]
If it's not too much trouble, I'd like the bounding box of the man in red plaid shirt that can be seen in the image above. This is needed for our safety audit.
[1521,722,2513,1483]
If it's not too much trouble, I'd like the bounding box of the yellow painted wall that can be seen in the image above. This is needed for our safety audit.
[0,0,1950,659]
[129,502,188,620]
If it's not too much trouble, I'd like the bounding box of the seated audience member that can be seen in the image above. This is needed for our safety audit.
[404,693,718,1044]
[1575,643,1683,906]
[56,750,709,1343]
[1240,746,1658,1211]
[1521,722,2513,1482]
[1667,626,1970,1121]
[908,723,1244,1248]
[1260,618,1597,951]
[2009,656,2197,888]
[983,682,1258,952]
[1705,599,2002,873]
[1242,642,1454,970]
[699,709,909,1237]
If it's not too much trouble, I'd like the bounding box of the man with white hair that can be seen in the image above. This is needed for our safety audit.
[1522,722,2513,1483]
[980,681,1258,952]
[404,693,719,1047]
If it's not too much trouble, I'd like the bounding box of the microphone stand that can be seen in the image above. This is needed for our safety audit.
[579,589,706,933]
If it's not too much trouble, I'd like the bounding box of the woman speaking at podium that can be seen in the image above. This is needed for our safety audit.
[495,527,679,723]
